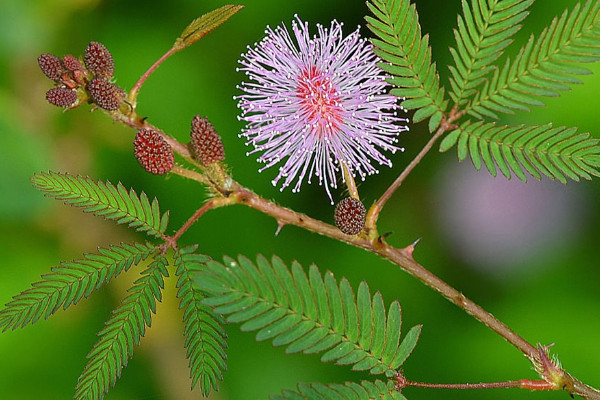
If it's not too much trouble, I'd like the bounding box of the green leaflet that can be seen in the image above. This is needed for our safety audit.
[31,171,169,238]
[174,246,228,397]
[177,5,243,49]
[74,255,169,400]
[197,256,421,376]
[449,0,535,106]
[366,0,448,132]
[0,242,156,332]
[270,380,406,400]
[443,121,600,182]
[467,0,600,118]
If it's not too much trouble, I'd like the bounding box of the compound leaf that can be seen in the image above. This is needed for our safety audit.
[0,242,156,332]
[74,255,169,400]
[467,0,600,118]
[174,246,228,396]
[450,0,535,106]
[444,121,600,182]
[31,171,169,238]
[366,0,448,131]
[197,256,420,376]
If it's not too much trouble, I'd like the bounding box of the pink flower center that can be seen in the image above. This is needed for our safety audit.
[296,66,342,138]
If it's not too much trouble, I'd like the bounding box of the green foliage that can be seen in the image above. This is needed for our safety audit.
[366,0,448,132]
[440,121,600,182]
[271,380,406,400]
[197,255,421,377]
[466,0,600,119]
[0,242,156,332]
[449,0,534,106]
[75,255,169,400]
[31,171,169,238]
[174,246,228,396]
[177,4,244,48]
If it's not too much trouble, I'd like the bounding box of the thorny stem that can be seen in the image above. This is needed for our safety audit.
[107,106,600,399]
[107,65,600,398]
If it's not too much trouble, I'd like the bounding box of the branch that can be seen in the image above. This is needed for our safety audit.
[366,107,465,230]
[220,180,600,400]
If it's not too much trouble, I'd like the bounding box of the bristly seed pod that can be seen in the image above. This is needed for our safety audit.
[45,87,78,107]
[134,129,175,175]
[87,78,123,111]
[38,54,63,81]
[334,197,366,235]
[190,115,225,165]
[62,55,84,72]
[84,41,115,79]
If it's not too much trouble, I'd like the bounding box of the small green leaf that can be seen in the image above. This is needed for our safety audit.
[177,5,243,49]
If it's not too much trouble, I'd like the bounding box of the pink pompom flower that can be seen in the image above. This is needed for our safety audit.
[236,16,407,203]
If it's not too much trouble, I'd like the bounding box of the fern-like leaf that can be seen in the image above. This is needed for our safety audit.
[0,242,156,332]
[31,171,169,238]
[197,256,421,376]
[467,0,600,119]
[74,255,169,400]
[440,121,600,182]
[366,0,448,132]
[449,0,534,106]
[174,246,228,396]
[271,380,405,400]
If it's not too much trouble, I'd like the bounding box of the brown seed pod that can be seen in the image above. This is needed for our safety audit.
[87,78,123,111]
[45,87,78,107]
[84,41,115,79]
[334,197,366,235]
[37,54,64,81]
[190,115,225,165]
[133,129,175,175]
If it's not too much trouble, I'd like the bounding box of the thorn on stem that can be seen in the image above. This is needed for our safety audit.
[402,237,422,259]
[275,222,285,236]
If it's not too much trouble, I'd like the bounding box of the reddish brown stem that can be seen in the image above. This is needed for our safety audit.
[129,45,180,106]
[169,197,231,244]
[403,379,554,391]
[366,107,464,230]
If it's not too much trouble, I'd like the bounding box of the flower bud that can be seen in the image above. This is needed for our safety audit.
[45,87,78,108]
[62,55,84,72]
[84,41,114,79]
[334,197,366,235]
[134,129,175,175]
[87,78,123,111]
[38,54,63,81]
[190,115,225,165]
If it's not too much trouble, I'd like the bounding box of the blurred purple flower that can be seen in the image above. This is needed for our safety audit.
[236,16,407,202]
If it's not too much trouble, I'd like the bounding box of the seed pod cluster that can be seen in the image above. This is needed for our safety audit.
[37,41,123,111]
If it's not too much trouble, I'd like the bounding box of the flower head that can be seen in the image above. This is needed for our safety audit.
[236,16,407,203]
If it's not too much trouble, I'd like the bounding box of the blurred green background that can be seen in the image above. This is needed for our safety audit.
[1,0,599,399]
